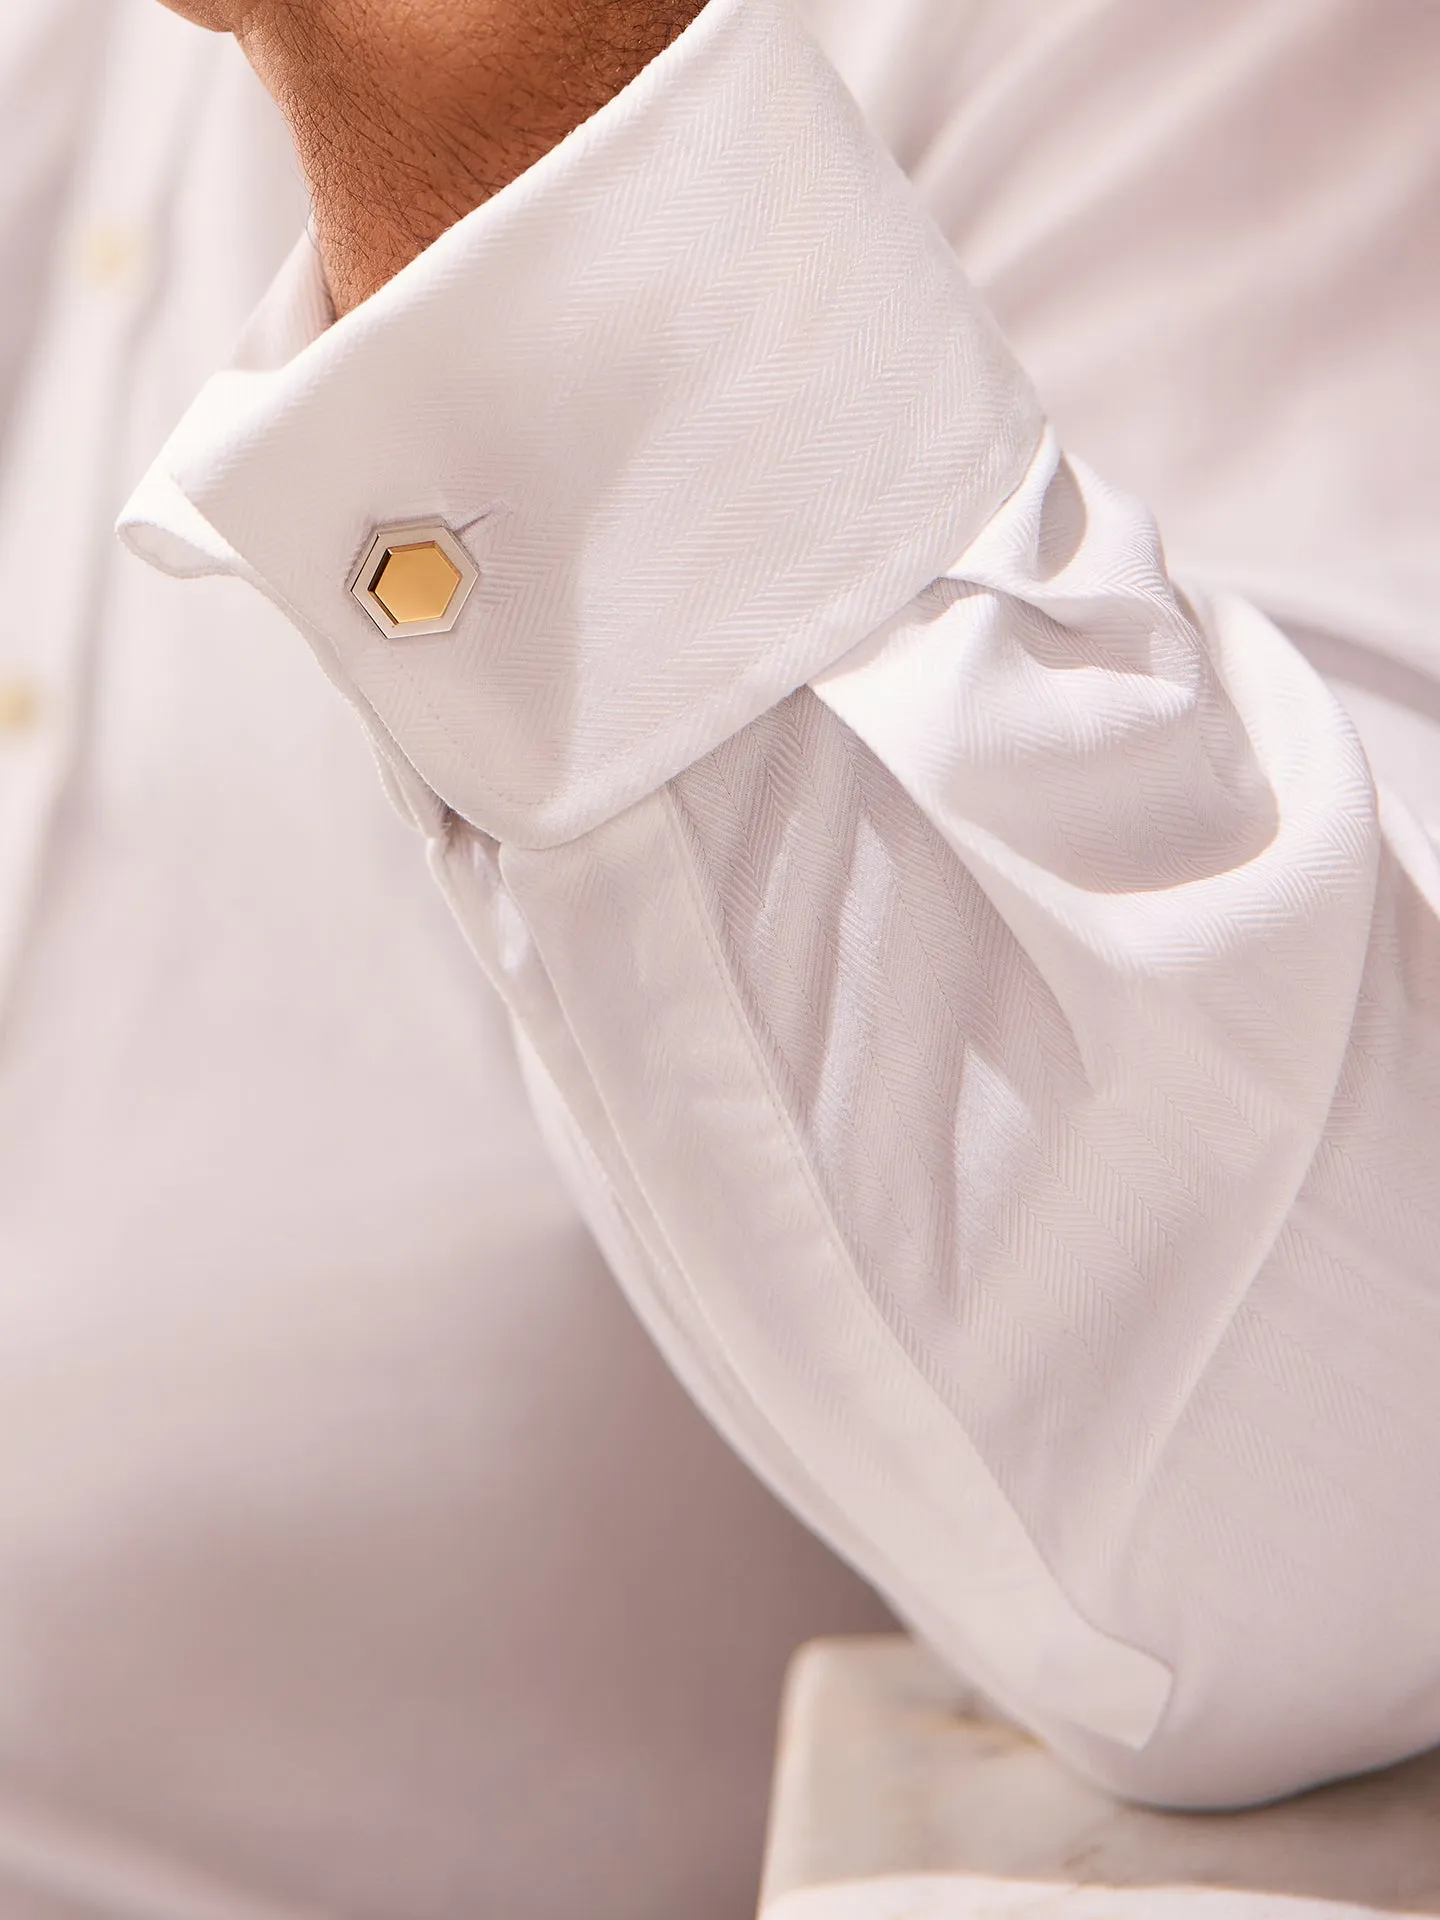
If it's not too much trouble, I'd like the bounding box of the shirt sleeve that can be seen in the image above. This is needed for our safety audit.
[118,0,1440,1812]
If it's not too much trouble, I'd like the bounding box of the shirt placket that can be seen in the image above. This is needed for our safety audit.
[0,0,210,1019]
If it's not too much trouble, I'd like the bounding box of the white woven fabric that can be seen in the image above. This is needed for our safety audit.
[121,0,1440,1814]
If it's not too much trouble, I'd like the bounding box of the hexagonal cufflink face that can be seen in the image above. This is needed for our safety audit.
[349,522,479,638]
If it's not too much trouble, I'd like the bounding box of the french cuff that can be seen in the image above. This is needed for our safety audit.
[118,0,1042,848]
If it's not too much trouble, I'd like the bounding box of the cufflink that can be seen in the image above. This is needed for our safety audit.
[349,522,479,638]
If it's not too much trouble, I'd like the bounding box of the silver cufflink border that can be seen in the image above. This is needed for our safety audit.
[348,521,479,639]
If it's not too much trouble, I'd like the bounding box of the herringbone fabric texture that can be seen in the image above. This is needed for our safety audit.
[120,0,1440,1815]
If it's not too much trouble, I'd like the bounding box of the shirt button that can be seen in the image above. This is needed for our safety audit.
[80,222,144,287]
[0,677,41,735]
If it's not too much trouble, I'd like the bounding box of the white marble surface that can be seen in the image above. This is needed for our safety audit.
[759,1637,1440,1919]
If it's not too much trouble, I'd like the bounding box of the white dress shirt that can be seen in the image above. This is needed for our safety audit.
[3,0,1439,1910]
[0,8,892,1920]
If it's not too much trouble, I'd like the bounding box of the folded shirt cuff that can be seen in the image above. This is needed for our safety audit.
[118,0,1043,848]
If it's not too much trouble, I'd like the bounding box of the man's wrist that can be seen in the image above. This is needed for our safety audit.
[231,0,706,314]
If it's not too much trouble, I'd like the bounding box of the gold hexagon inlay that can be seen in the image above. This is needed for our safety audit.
[369,541,463,628]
